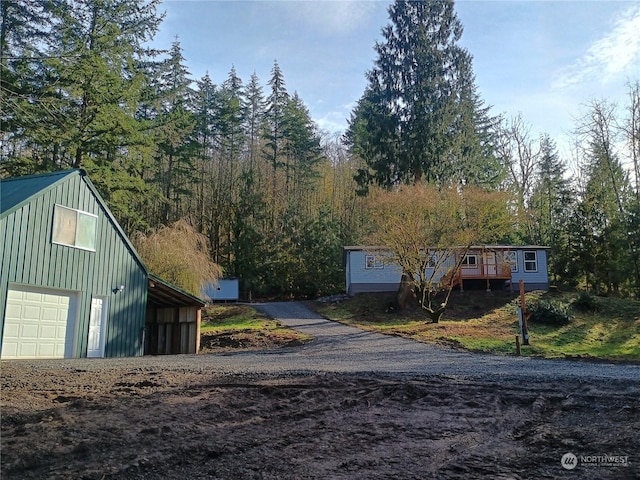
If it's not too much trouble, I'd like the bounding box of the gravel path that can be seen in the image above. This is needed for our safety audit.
[16,301,637,382]
[251,301,640,381]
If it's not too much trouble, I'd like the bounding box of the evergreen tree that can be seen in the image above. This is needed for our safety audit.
[1,0,163,233]
[243,72,266,174]
[212,66,246,265]
[574,100,638,294]
[262,60,289,224]
[1,0,58,174]
[529,134,575,285]
[150,40,197,224]
[345,0,496,189]
[282,92,323,206]
[191,73,218,230]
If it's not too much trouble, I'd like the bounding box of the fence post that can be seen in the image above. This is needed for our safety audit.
[519,279,530,345]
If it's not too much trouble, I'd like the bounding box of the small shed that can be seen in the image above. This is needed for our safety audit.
[202,278,240,302]
[1,169,205,359]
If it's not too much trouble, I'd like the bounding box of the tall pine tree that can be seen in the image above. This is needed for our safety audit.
[345,0,498,190]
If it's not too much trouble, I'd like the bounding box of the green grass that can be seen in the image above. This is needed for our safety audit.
[201,304,275,332]
[201,304,311,341]
[314,291,640,362]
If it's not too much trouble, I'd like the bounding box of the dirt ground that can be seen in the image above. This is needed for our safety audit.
[2,352,639,480]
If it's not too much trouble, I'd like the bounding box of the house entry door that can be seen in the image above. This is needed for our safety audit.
[486,252,497,276]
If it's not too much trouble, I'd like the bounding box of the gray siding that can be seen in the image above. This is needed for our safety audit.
[511,249,549,289]
[345,247,550,295]
[0,173,147,357]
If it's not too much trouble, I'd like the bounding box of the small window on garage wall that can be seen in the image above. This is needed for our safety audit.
[524,251,538,272]
[52,204,97,251]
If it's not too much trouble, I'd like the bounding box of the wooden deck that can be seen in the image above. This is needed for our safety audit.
[440,251,513,291]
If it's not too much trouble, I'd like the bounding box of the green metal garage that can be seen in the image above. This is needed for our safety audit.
[0,169,204,359]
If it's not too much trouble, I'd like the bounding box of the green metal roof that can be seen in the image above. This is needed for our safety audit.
[0,169,80,219]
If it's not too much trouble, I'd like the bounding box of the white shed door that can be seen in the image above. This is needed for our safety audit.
[2,285,78,359]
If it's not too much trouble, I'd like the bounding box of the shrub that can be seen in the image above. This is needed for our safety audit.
[571,291,599,313]
[133,218,222,296]
[530,299,572,326]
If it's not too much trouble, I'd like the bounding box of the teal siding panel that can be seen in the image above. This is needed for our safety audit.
[12,207,28,282]
[25,195,43,284]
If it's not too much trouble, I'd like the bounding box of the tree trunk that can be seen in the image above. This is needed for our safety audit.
[396,272,415,310]
[425,304,447,323]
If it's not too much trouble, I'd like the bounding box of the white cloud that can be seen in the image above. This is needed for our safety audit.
[278,1,387,35]
[552,3,640,90]
[315,109,350,134]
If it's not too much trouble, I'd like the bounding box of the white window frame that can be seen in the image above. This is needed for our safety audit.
[52,204,98,252]
[365,255,384,269]
[504,251,518,272]
[462,254,478,267]
[524,251,538,272]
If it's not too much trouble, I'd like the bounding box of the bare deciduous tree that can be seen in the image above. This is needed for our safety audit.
[365,184,511,322]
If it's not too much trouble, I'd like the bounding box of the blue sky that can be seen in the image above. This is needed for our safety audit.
[154,1,640,159]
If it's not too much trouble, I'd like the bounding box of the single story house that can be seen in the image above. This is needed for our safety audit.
[0,169,205,359]
[344,245,550,296]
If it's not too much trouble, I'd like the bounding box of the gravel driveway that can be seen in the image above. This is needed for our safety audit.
[11,301,636,382]
[3,301,639,480]
[250,301,640,381]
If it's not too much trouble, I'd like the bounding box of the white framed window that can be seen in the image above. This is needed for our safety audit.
[524,251,538,272]
[365,255,384,269]
[462,254,478,267]
[52,204,97,251]
[504,251,518,272]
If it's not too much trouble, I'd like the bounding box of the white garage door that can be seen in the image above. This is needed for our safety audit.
[2,285,78,359]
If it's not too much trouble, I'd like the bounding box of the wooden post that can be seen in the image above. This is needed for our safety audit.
[519,279,530,345]
[515,335,521,355]
[195,307,201,354]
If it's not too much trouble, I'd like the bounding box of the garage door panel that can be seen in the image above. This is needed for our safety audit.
[22,324,40,338]
[3,323,19,337]
[24,292,42,302]
[17,342,37,357]
[2,342,17,357]
[2,285,78,359]
[40,324,58,337]
[23,305,41,319]
[42,307,62,321]
[5,303,22,317]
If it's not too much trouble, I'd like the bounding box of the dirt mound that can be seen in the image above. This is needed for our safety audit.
[199,330,306,353]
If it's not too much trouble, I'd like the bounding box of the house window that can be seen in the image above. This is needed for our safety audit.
[524,251,538,272]
[365,255,384,269]
[52,205,97,251]
[504,251,518,272]
[462,254,478,267]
